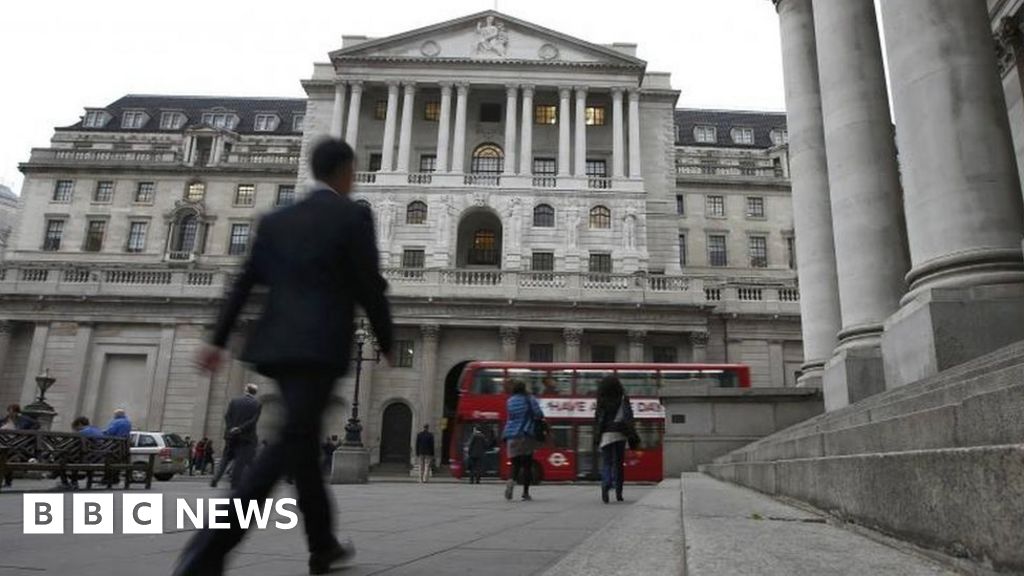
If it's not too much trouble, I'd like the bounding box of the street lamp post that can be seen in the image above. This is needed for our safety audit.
[343,320,380,447]
[331,319,379,484]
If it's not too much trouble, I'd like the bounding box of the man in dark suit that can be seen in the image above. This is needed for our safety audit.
[210,383,262,489]
[174,138,394,576]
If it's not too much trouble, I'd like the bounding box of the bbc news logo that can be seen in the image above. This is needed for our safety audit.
[23,494,298,534]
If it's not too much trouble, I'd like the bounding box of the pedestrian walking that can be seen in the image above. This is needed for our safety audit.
[211,383,262,489]
[203,440,216,475]
[184,435,194,472]
[175,138,394,576]
[190,438,207,476]
[465,425,487,484]
[415,425,435,483]
[502,379,544,501]
[595,376,636,504]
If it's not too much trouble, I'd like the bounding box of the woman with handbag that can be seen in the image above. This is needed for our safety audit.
[502,379,545,501]
[595,376,637,503]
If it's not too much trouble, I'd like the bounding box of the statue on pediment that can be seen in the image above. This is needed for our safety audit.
[476,16,508,57]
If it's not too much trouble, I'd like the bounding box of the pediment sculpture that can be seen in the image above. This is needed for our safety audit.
[475,16,509,57]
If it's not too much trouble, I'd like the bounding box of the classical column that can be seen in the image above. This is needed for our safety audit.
[558,87,572,176]
[345,81,363,146]
[519,85,535,175]
[628,330,646,363]
[813,0,909,408]
[396,83,416,173]
[64,322,95,425]
[436,83,453,173]
[451,83,469,174]
[380,82,401,172]
[773,0,842,390]
[500,326,519,361]
[689,331,709,363]
[504,85,518,175]
[330,82,347,139]
[627,88,643,178]
[419,325,441,433]
[147,324,176,430]
[574,87,588,176]
[878,0,1024,387]
[0,321,14,383]
[611,87,625,179]
[563,328,582,362]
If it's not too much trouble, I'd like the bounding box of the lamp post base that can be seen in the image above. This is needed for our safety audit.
[330,445,370,484]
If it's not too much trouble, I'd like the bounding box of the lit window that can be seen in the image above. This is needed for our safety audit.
[589,205,611,229]
[228,223,251,256]
[402,249,425,269]
[424,101,441,121]
[406,201,428,225]
[374,100,388,120]
[706,195,725,217]
[694,125,717,144]
[529,343,554,363]
[276,185,295,206]
[732,127,755,145]
[678,234,687,268]
[395,339,415,368]
[84,220,106,252]
[159,112,186,130]
[468,229,498,265]
[121,111,147,129]
[479,103,502,123]
[234,184,256,206]
[770,129,789,146]
[531,251,554,271]
[749,236,768,268]
[185,182,205,202]
[535,105,557,125]
[53,180,74,203]
[135,182,155,203]
[589,252,612,273]
[292,115,305,132]
[585,106,606,126]
[471,143,504,174]
[746,196,765,218]
[43,219,65,251]
[83,110,108,128]
[419,155,437,173]
[676,194,685,216]
[94,181,114,203]
[126,222,148,253]
[253,114,278,132]
[533,204,555,227]
[708,234,727,267]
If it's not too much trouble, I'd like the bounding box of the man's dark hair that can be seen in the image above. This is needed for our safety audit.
[72,416,90,428]
[509,379,528,395]
[311,138,355,181]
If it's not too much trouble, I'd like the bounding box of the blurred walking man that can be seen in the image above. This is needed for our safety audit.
[415,425,435,483]
[174,139,394,576]
[210,383,262,490]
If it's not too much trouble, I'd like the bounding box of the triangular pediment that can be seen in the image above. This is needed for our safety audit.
[330,11,645,69]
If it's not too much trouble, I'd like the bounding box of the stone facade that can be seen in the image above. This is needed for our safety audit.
[0,184,17,259]
[0,10,802,466]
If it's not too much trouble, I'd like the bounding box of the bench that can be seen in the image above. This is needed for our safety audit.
[0,430,154,491]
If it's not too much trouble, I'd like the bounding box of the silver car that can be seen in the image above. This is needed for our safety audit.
[129,431,190,481]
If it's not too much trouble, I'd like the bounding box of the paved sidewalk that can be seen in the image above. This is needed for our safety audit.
[0,478,647,576]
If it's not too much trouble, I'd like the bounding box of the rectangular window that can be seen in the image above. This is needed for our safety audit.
[533,157,556,175]
[374,100,388,120]
[706,195,725,217]
[749,236,768,268]
[43,219,65,251]
[479,102,502,123]
[708,234,727,267]
[419,154,437,173]
[771,129,789,146]
[83,110,107,128]
[585,159,607,177]
[424,101,441,121]
[531,251,554,271]
[653,346,678,364]
[534,104,557,125]
[694,125,717,143]
[786,236,797,270]
[585,106,606,126]
[746,196,765,218]
[395,340,415,368]
[368,153,383,172]
[201,112,236,130]
[228,223,251,256]
[675,194,685,216]
[53,180,74,203]
[529,343,554,363]
[159,112,184,130]
[678,234,687,268]
[121,111,147,129]
[126,221,148,253]
[588,252,612,274]
[591,345,616,363]
[135,182,155,203]
[732,127,755,145]
[276,185,295,206]
[94,181,114,203]
[402,249,425,269]
[292,115,305,132]
[253,114,277,132]
[234,184,256,206]
[84,220,106,252]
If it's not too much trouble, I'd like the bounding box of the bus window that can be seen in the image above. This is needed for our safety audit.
[575,370,612,396]
[705,370,739,388]
[471,369,506,394]
[658,370,702,388]
[632,421,663,449]
[617,371,658,397]
[547,424,573,449]
[540,370,573,396]
[507,369,551,396]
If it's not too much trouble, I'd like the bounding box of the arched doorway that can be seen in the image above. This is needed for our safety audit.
[379,402,413,465]
[456,209,503,268]
[440,360,472,464]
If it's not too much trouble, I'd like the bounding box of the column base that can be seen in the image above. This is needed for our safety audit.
[795,362,824,389]
[330,446,369,484]
[822,345,886,411]
[881,283,1024,389]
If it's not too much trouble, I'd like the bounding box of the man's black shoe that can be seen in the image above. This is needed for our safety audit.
[309,540,356,575]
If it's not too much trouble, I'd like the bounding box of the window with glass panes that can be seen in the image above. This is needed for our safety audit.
[708,234,728,267]
[706,195,725,217]
[471,144,503,173]
[732,127,755,145]
[160,112,185,130]
[424,101,440,121]
[276,185,295,206]
[585,106,606,126]
[676,194,685,215]
[185,182,205,202]
[533,157,556,175]
[529,343,554,363]
[531,251,554,271]
[368,153,383,172]
[228,223,251,256]
[749,236,768,268]
[653,346,677,364]
[585,159,607,177]
[694,125,717,143]
[534,105,557,125]
[84,220,106,252]
[589,205,611,229]
[591,345,616,363]
[121,111,147,129]
[373,100,387,120]
[234,184,255,206]
[53,180,74,202]
[395,340,415,368]
[589,252,612,273]
[43,219,64,251]
[786,236,797,269]
[402,249,425,269]
[126,222,148,253]
[292,115,304,131]
[533,204,555,227]
[419,154,437,173]
[678,234,687,268]
[253,114,277,132]
[94,181,114,203]
[746,196,765,218]
[406,201,427,224]
[135,182,155,203]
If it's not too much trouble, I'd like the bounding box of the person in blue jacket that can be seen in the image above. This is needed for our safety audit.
[72,416,103,437]
[103,408,132,437]
[502,379,543,501]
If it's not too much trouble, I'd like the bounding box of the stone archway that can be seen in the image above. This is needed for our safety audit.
[379,401,413,465]
[456,208,503,268]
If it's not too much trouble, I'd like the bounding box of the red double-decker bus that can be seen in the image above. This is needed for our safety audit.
[448,361,751,483]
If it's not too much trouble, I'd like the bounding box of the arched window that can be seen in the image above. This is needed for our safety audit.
[174,214,199,253]
[468,228,498,265]
[471,143,504,174]
[406,201,428,225]
[185,181,205,202]
[533,204,555,228]
[589,205,611,229]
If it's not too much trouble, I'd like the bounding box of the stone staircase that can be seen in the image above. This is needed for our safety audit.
[701,340,1024,574]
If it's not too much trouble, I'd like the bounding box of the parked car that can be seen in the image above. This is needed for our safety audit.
[130,431,189,481]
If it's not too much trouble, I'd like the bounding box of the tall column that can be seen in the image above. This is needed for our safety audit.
[689,331,709,363]
[345,81,363,147]
[380,82,400,172]
[813,0,909,409]
[627,88,643,178]
[451,83,469,174]
[878,0,1024,387]
[628,330,646,363]
[563,328,582,362]
[330,82,347,139]
[773,0,842,390]
[574,87,588,176]
[558,87,572,176]
[419,325,441,432]
[436,83,453,173]
[397,83,416,173]
[519,85,535,175]
[611,87,625,179]
[0,321,14,382]
[64,322,94,426]
[504,85,518,175]
[500,326,519,361]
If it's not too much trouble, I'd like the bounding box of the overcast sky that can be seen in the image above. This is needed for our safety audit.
[0,0,787,193]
